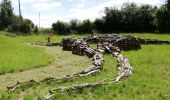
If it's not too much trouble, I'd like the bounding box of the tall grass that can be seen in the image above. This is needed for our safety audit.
[0,32,53,74]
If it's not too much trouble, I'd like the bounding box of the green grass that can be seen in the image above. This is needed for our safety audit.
[40,43,169,100]
[0,32,53,74]
[0,32,170,100]
[126,33,170,41]
[49,45,170,100]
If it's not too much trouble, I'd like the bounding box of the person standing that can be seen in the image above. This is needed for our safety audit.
[47,30,53,43]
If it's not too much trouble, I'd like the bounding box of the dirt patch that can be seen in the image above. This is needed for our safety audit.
[0,46,91,91]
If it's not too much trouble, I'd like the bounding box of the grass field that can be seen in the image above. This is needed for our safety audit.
[0,32,53,74]
[0,32,170,100]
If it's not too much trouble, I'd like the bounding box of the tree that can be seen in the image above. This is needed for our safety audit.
[155,0,170,33]
[136,4,155,32]
[104,7,123,33]
[8,15,33,34]
[121,3,140,32]
[93,18,107,33]
[69,19,78,33]
[52,21,71,35]
[0,0,13,30]
[102,3,156,33]
[166,0,170,11]
[51,1,170,34]
[76,20,93,34]
[33,25,38,34]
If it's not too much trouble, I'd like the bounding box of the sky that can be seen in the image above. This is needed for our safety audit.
[0,0,166,28]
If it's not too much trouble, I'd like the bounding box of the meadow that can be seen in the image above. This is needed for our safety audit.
[0,32,53,74]
[0,32,170,100]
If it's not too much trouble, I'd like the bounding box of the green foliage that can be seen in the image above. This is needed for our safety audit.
[155,6,170,32]
[52,20,71,35]
[69,19,78,33]
[23,94,34,100]
[0,0,35,34]
[52,19,93,34]
[7,18,33,34]
[166,0,170,11]
[0,0,13,30]
[97,3,156,33]
[52,1,170,34]
[93,18,107,33]
[102,2,170,33]
[33,25,39,34]
[104,7,123,32]
[76,19,93,34]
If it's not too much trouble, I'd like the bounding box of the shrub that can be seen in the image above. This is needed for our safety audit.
[76,20,93,34]
[33,25,38,34]
[52,21,71,35]
[8,21,31,34]
[7,16,32,34]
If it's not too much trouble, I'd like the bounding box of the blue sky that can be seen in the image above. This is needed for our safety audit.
[0,0,166,28]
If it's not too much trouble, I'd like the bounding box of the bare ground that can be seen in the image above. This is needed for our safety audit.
[0,46,91,91]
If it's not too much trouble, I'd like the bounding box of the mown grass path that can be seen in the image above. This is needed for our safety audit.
[0,46,91,91]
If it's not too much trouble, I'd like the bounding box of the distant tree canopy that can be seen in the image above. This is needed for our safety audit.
[0,0,35,34]
[101,3,156,33]
[52,0,170,34]
[69,19,78,33]
[76,20,93,34]
[52,20,93,35]
[52,21,71,35]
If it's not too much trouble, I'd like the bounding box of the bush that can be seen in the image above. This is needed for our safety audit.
[52,21,71,35]
[33,26,38,34]
[93,18,107,33]
[69,19,78,33]
[155,6,170,32]
[76,20,93,34]
[8,22,32,34]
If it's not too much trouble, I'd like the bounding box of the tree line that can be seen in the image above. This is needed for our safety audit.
[0,0,169,34]
[52,0,170,34]
[0,0,38,34]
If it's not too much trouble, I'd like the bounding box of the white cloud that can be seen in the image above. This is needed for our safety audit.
[76,3,85,8]
[8,0,165,28]
[33,2,61,10]
[24,14,62,28]
[12,0,36,5]
[67,0,163,21]
[76,0,87,8]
